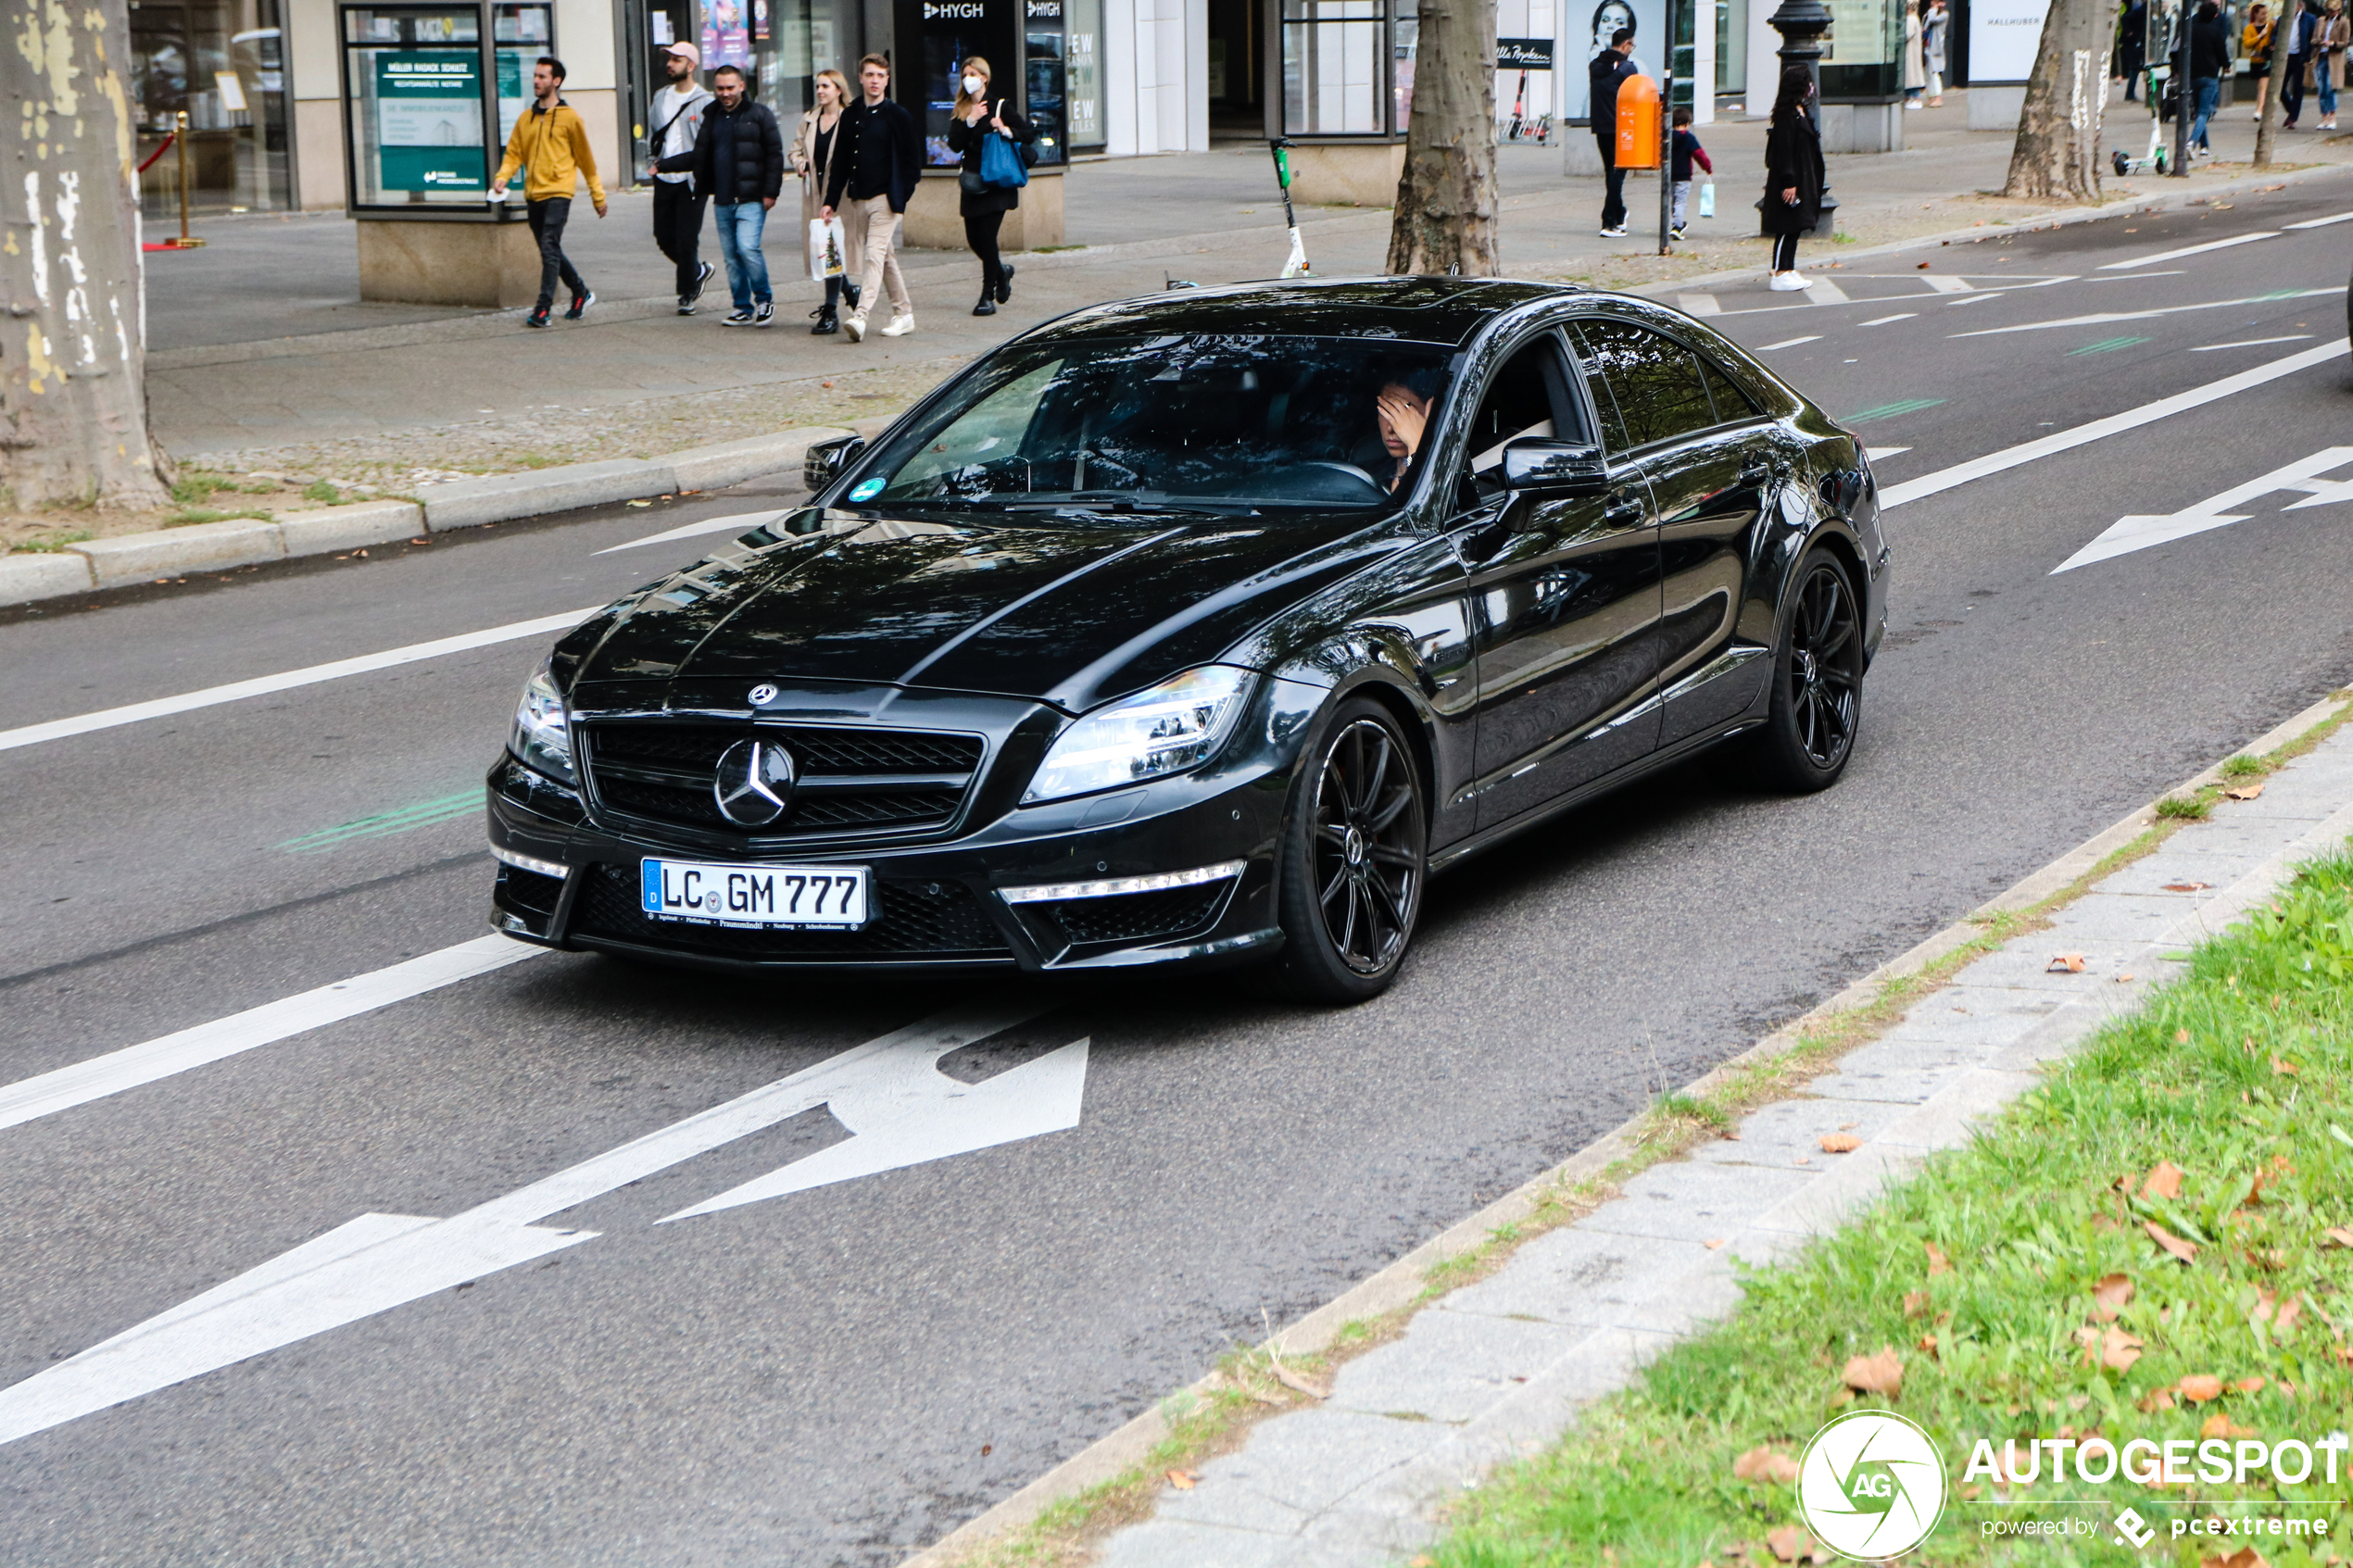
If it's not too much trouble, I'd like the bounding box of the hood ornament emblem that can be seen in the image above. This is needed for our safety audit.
[713,738,798,826]
[748,684,779,707]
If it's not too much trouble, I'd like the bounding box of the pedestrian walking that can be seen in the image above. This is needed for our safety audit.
[2319,0,2347,128]
[2118,0,2147,98]
[1669,107,1711,239]
[487,56,606,330]
[2191,0,2231,152]
[823,54,924,343]
[649,42,715,316]
[1762,65,1825,292]
[657,63,783,326]
[2282,0,2319,124]
[2245,3,2276,119]
[1903,0,1927,107]
[945,57,1034,317]
[1590,28,1638,238]
[791,69,863,333]
[1924,0,1949,103]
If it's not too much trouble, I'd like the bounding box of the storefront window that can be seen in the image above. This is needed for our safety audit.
[1025,0,1069,165]
[1066,0,1104,148]
[1281,0,1405,136]
[130,0,294,215]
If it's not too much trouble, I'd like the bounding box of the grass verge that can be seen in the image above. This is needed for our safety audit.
[1425,847,2353,1568]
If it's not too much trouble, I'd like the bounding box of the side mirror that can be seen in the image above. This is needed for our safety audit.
[803,434,866,493]
[1502,439,1609,498]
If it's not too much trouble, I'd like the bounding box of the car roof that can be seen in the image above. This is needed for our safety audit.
[1021,276,1588,350]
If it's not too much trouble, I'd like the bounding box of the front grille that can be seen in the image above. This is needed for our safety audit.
[569,863,1013,960]
[582,721,986,840]
[1031,881,1231,947]
[498,865,566,916]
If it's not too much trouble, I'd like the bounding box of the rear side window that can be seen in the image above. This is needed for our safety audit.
[1697,356,1760,422]
[1570,319,1718,452]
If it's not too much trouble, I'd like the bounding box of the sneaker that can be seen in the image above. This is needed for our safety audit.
[843,312,867,343]
[1669,226,1687,241]
[690,260,715,302]
[525,306,550,328]
[721,308,755,326]
[1768,271,1810,292]
[1598,225,1628,237]
[754,301,774,327]
[879,312,914,337]
[565,291,594,320]
[676,298,695,316]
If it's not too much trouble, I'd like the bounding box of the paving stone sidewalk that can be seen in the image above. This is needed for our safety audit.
[1088,716,2353,1568]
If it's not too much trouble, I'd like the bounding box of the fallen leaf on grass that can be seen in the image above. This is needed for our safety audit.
[1843,1348,1904,1397]
[2202,1548,2271,1568]
[2224,784,2265,800]
[1767,1525,1810,1562]
[2146,1221,2199,1262]
[2235,1375,2265,1393]
[2178,1374,2225,1403]
[2202,1411,2258,1439]
[1819,1133,1862,1153]
[1926,1242,1952,1275]
[1271,1364,1330,1400]
[2324,1226,2353,1249]
[1904,1289,1931,1318]
[1166,1470,1198,1489]
[2138,1387,2177,1411]
[2142,1160,2185,1200]
[2274,1296,2305,1335]
[2048,952,2088,973]
[2078,1325,2144,1371]
[1734,1447,1802,1485]
[2271,1057,2300,1076]
[1918,1333,1940,1358]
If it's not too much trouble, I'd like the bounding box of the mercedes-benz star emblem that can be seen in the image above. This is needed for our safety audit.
[748,684,779,707]
[713,738,798,826]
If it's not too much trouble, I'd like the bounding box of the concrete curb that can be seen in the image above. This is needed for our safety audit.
[896,682,2353,1568]
[0,426,851,608]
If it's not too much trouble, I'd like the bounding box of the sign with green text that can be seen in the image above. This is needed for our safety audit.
[374,50,485,190]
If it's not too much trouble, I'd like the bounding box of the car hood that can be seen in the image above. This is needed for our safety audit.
[559,510,1399,711]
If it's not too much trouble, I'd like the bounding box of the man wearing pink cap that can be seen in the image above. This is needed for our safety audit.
[650,41,715,314]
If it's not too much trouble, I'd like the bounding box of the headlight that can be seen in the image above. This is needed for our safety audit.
[1025,665,1252,804]
[509,662,576,784]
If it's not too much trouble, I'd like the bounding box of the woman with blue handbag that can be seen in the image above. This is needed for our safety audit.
[945,57,1034,318]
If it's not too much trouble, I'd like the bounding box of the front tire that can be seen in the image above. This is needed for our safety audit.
[1747,546,1865,792]
[1272,698,1428,1003]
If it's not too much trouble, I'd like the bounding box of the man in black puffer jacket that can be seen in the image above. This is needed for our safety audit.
[658,64,785,325]
[1590,30,1639,237]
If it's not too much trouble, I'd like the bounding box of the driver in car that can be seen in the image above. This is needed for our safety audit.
[1365,372,1442,494]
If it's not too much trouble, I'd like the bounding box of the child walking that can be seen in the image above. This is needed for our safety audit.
[1670,107,1713,241]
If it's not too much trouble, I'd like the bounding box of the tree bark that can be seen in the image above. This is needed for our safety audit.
[2002,0,2112,200]
[3,0,173,511]
[1386,0,1502,276]
[2253,31,2284,167]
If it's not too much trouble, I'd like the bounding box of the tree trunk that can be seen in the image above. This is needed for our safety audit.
[2253,39,2284,167]
[2002,0,2112,200]
[1386,0,1502,276]
[2,0,173,511]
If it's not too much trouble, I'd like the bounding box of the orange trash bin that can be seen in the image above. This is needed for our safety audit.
[1615,73,1660,169]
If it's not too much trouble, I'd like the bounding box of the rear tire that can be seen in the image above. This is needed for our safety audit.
[1747,546,1865,793]
[1271,698,1428,1004]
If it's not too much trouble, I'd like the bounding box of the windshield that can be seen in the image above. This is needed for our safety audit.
[849,334,1456,511]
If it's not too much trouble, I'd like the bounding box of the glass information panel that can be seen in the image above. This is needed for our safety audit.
[1821,0,1901,94]
[1025,0,1068,165]
[1282,0,1390,135]
[1065,0,1104,146]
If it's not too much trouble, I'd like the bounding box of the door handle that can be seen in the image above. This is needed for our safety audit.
[1603,498,1644,526]
[1740,454,1775,482]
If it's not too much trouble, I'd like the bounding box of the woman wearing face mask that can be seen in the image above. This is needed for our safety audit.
[944,56,1034,317]
[791,69,862,333]
[1761,65,1826,291]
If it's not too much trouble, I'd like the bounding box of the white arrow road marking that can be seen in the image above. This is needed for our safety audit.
[2096,231,2278,268]
[2052,446,2353,572]
[593,509,789,556]
[0,936,546,1133]
[0,1000,1066,1448]
[1880,339,2352,510]
[0,608,598,755]
[1946,286,2341,337]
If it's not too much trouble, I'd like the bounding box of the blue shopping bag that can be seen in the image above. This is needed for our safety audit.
[981,130,1029,190]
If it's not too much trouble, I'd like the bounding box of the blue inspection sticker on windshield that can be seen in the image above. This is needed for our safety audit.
[848,478,886,502]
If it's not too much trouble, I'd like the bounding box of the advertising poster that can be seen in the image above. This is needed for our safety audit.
[374,51,484,190]
[1969,0,2050,81]
[700,0,753,70]
[1566,0,1667,120]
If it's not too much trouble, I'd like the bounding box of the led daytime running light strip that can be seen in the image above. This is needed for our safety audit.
[999,860,1244,905]
[494,846,573,879]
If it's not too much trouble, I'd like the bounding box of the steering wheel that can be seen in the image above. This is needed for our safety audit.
[1223,460,1390,504]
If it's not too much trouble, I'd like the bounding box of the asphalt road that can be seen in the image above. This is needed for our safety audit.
[5,175,2352,1565]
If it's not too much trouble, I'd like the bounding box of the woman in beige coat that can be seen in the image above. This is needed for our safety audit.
[790,69,865,334]
[2318,0,2347,128]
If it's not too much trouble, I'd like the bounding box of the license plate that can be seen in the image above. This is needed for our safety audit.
[639,859,872,929]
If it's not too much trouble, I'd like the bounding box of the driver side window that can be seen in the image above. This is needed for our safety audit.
[1463,332,1583,501]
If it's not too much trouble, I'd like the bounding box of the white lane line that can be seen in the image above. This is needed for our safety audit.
[1712,276,2077,318]
[0,937,545,1133]
[1758,334,1821,349]
[1922,275,1974,293]
[594,509,789,556]
[1947,287,2342,338]
[1866,445,1913,460]
[1880,338,2352,511]
[2082,270,2187,282]
[1803,277,1850,305]
[1678,293,1723,316]
[2096,231,2278,269]
[2282,212,2353,230]
[2191,334,2317,351]
[1860,313,1918,326]
[0,608,598,756]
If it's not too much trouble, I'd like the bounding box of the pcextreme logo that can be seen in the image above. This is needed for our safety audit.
[1797,1411,1949,1561]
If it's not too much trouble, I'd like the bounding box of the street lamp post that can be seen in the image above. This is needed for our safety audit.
[1763,0,1839,230]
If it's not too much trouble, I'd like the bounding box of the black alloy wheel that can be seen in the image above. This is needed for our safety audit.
[1749,547,1865,792]
[1273,697,1428,1002]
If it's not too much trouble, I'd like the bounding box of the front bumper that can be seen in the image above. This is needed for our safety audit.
[484,697,1313,975]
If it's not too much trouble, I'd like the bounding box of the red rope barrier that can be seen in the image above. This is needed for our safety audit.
[136,132,177,174]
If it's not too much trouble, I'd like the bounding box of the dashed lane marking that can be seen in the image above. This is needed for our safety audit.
[1946,287,2342,338]
[2095,232,2278,269]
[595,509,790,556]
[2280,212,2353,230]
[1803,277,1850,305]
[1678,294,1723,315]
[1757,335,1821,349]
[2191,334,2317,351]
[1922,274,1974,293]
[1859,313,1918,326]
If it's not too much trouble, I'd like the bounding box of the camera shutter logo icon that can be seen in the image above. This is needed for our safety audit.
[1795,1411,1947,1560]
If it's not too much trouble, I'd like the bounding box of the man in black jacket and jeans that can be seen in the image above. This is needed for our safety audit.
[658,64,784,325]
[1590,30,1638,237]
[821,54,924,341]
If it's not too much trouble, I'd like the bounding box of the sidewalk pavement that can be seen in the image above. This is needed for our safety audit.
[924,694,2353,1568]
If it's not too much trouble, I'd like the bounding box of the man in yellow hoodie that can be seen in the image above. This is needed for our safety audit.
[488,56,607,328]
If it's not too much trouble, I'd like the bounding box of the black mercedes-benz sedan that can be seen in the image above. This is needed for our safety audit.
[485,277,1889,1000]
